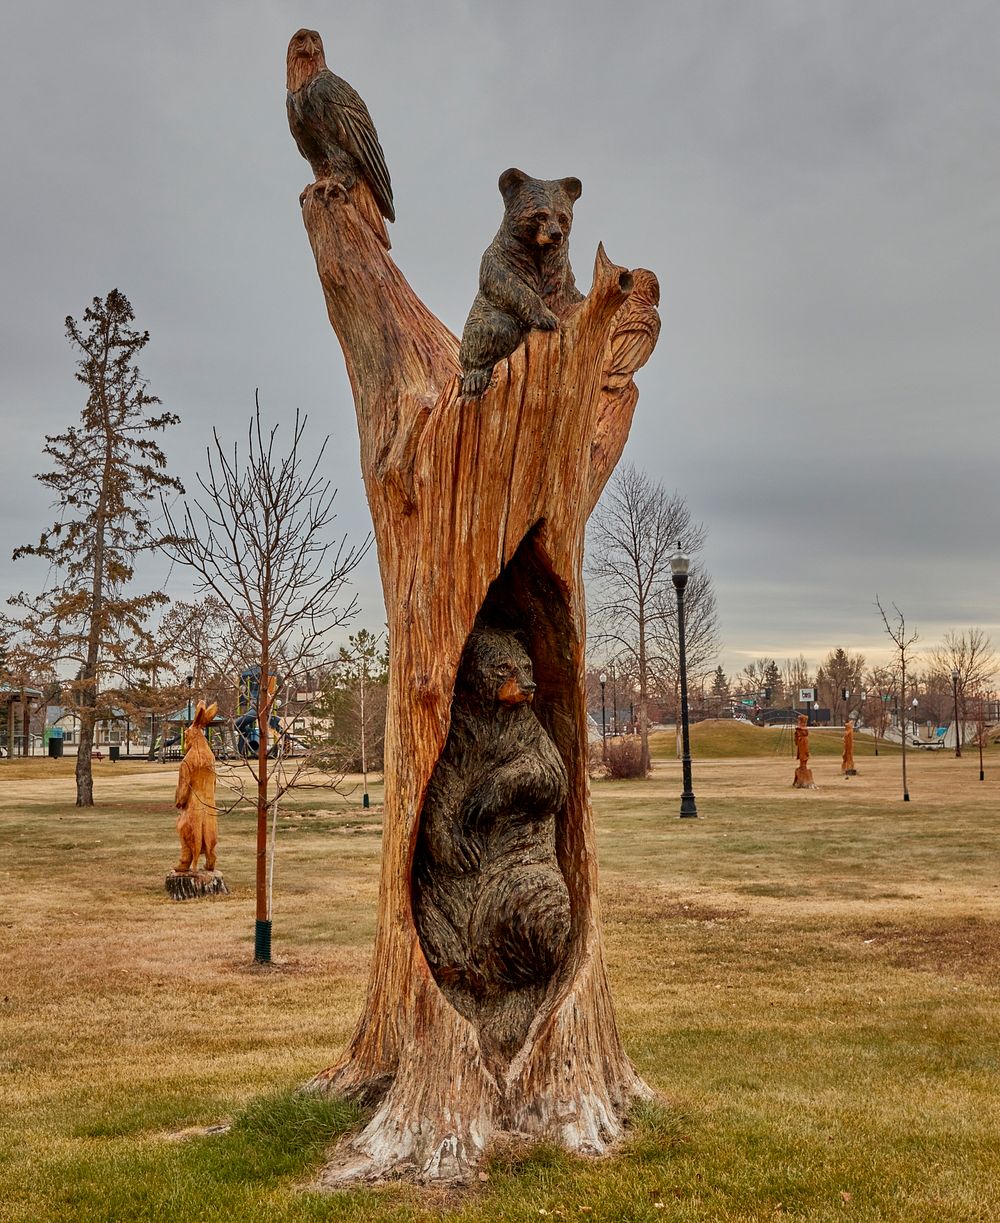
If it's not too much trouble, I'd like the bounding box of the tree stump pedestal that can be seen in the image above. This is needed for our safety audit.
[295,158,662,1182]
[165,870,229,901]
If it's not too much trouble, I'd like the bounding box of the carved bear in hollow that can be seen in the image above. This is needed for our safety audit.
[413,625,571,1016]
[458,168,584,399]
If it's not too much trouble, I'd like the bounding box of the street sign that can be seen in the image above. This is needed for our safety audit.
[740,698,755,706]
[799,688,815,703]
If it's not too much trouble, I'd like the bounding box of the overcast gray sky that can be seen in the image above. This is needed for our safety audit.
[1,0,997,678]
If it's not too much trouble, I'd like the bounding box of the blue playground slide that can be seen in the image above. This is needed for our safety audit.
[235,666,283,758]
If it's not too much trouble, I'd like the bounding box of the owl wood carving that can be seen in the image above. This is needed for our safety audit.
[286,28,395,249]
[175,701,219,873]
[602,268,661,393]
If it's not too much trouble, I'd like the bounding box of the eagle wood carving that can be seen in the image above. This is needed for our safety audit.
[286,28,395,248]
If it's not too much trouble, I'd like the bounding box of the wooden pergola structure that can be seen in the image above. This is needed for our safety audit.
[0,685,43,757]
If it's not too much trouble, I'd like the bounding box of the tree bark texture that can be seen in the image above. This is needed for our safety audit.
[299,177,659,1183]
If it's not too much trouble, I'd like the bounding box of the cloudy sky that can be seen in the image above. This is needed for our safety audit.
[1,0,997,677]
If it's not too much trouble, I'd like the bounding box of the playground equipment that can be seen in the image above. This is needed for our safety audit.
[235,666,283,758]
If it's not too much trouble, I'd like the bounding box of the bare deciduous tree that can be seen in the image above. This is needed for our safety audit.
[782,655,814,706]
[861,663,896,754]
[876,597,919,801]
[587,465,718,771]
[163,402,369,957]
[648,563,721,736]
[154,595,258,729]
[927,628,998,750]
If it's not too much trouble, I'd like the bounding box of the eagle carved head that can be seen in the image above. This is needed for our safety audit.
[286,28,327,92]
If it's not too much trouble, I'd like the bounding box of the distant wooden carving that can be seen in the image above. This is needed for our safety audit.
[286,29,394,249]
[793,713,816,789]
[291,44,660,1179]
[459,169,583,398]
[413,621,571,1060]
[842,718,857,776]
[174,701,220,872]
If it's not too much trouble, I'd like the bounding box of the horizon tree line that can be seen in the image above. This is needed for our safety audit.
[5,290,996,799]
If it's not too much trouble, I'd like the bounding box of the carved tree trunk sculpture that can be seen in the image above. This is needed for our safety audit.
[300,174,660,1183]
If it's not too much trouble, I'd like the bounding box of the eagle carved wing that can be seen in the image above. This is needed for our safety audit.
[306,70,395,223]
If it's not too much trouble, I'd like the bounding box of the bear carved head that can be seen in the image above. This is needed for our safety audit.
[456,625,537,717]
[498,168,582,251]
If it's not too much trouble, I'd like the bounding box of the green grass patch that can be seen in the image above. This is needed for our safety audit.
[649,719,903,758]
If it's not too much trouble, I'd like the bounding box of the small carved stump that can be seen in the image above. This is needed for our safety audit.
[792,767,816,789]
[165,870,229,901]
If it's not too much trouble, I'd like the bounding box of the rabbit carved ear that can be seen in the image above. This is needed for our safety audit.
[192,700,218,726]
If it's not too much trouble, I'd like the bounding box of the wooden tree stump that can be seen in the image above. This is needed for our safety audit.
[165,870,229,901]
[298,167,660,1184]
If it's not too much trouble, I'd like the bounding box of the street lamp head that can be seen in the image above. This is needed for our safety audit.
[599,672,607,686]
[186,674,194,687]
[951,668,960,681]
[669,542,690,591]
[911,697,918,708]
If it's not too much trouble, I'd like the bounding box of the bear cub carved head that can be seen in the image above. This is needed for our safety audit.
[456,625,537,717]
[499,167,582,251]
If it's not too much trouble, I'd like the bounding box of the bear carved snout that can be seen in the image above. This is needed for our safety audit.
[498,676,535,705]
[536,225,564,247]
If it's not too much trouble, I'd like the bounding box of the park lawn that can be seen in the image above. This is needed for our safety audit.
[1,752,998,1221]
[649,719,910,759]
[658,718,1000,760]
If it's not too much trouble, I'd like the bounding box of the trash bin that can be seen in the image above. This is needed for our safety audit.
[109,744,120,762]
[48,737,64,759]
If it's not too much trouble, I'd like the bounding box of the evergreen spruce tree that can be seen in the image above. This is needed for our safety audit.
[710,665,730,711]
[10,290,183,805]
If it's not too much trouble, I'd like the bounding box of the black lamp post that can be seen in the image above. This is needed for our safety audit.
[599,671,607,759]
[911,696,919,741]
[186,674,194,724]
[670,543,697,818]
[977,691,985,782]
[951,668,962,758]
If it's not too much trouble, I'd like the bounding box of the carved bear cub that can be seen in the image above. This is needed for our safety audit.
[459,168,584,399]
[413,624,571,1029]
